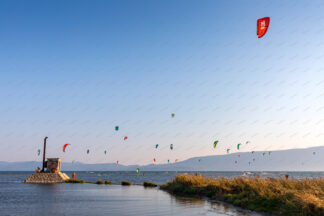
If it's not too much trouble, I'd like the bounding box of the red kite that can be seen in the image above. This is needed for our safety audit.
[257,17,270,38]
[123,136,128,140]
[63,143,70,152]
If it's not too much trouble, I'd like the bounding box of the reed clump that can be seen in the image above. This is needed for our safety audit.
[65,179,84,183]
[160,174,324,216]
[105,180,112,185]
[96,179,104,184]
[143,181,158,187]
[121,180,131,186]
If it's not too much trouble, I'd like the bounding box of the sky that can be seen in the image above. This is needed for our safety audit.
[1,0,324,165]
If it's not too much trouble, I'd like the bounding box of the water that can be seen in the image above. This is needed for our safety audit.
[1,171,323,184]
[1,171,324,216]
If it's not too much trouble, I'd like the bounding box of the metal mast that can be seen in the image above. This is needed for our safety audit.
[41,137,48,172]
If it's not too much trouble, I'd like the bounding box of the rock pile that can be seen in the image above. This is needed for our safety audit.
[24,172,70,184]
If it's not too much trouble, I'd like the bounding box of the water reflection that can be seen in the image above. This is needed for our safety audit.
[171,195,205,207]
[162,189,262,216]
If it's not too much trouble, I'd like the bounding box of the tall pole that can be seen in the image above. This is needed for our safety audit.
[41,137,48,172]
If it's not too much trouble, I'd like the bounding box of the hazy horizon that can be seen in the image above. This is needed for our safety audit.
[1,146,324,173]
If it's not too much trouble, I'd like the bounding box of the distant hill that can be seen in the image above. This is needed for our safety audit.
[1,146,324,171]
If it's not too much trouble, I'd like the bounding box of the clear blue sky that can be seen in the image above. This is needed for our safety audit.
[1,0,324,165]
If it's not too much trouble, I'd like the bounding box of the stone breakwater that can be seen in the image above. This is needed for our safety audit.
[24,172,70,184]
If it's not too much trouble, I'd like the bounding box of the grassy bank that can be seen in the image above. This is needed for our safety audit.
[144,181,158,187]
[65,179,134,185]
[160,174,324,216]
[65,179,85,183]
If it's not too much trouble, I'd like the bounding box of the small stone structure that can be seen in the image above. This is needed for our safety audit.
[24,157,70,184]
[24,137,70,184]
[24,172,69,184]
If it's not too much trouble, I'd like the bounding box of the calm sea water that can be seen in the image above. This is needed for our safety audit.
[1,171,323,216]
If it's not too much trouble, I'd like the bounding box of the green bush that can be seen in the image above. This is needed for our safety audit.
[105,180,112,185]
[143,181,158,187]
[96,179,104,184]
[65,179,84,183]
[121,180,131,186]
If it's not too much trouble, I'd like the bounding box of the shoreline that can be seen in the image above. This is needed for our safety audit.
[22,171,324,215]
[64,178,262,215]
[21,173,324,215]
[159,174,324,216]
[64,178,263,215]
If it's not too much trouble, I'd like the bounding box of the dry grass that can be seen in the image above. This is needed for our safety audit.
[65,179,85,183]
[121,180,131,186]
[104,180,112,185]
[96,179,104,184]
[160,174,324,215]
[143,181,158,187]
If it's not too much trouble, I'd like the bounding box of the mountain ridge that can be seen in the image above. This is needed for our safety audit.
[1,146,323,171]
